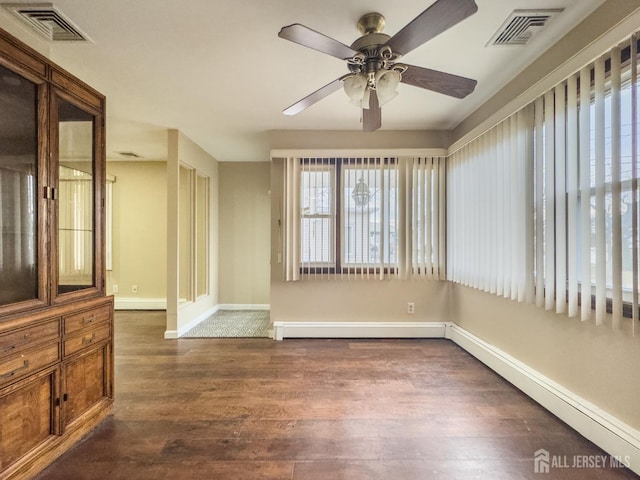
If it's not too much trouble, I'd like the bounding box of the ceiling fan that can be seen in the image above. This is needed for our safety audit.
[278,0,479,132]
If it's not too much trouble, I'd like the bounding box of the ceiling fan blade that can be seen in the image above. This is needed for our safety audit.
[401,64,476,99]
[283,78,343,116]
[386,0,478,57]
[363,90,381,132]
[279,24,359,60]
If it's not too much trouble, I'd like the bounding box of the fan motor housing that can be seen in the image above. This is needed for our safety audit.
[350,32,391,52]
[357,12,386,34]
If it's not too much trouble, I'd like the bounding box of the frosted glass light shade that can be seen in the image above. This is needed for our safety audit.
[343,74,368,107]
[375,69,400,106]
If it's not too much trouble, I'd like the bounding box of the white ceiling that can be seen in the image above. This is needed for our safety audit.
[1,0,605,162]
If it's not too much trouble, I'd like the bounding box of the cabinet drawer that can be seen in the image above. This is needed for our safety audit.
[0,319,60,359]
[0,343,60,387]
[63,325,110,357]
[64,305,111,335]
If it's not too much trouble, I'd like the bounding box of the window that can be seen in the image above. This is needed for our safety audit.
[284,155,445,281]
[447,33,639,332]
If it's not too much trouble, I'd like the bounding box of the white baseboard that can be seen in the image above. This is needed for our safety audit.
[272,321,447,341]
[164,305,220,339]
[445,323,640,476]
[115,297,166,310]
[218,304,270,311]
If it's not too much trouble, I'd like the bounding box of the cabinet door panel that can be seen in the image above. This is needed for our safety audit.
[0,63,42,310]
[0,369,57,470]
[55,95,96,295]
[63,344,107,426]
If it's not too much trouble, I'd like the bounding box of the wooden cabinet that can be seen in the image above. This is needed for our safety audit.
[0,26,113,480]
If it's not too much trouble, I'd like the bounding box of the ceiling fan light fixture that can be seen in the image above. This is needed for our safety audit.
[375,69,401,106]
[343,73,368,107]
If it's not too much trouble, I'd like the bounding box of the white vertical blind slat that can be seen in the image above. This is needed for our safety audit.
[516,110,526,302]
[534,97,545,308]
[524,105,536,303]
[285,157,300,281]
[544,90,556,311]
[567,74,579,317]
[502,121,512,298]
[489,127,498,294]
[579,67,592,322]
[439,157,447,280]
[632,34,639,335]
[494,126,503,296]
[555,83,567,313]
[594,56,607,325]
[610,47,623,328]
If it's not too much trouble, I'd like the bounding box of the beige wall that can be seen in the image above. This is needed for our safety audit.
[450,285,640,429]
[166,130,219,336]
[106,161,167,299]
[269,129,451,151]
[218,162,270,305]
[271,279,449,324]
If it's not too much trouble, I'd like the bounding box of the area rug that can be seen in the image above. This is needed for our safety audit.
[182,310,271,338]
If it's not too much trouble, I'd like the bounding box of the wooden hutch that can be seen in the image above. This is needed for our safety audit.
[0,26,113,479]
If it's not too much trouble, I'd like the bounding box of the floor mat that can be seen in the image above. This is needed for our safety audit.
[182,310,271,338]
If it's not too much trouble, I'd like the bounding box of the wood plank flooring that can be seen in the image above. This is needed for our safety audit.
[35,311,637,479]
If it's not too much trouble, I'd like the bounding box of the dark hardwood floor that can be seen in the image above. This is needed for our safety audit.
[35,311,637,479]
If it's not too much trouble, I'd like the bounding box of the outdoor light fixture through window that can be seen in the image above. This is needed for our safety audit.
[351,177,371,206]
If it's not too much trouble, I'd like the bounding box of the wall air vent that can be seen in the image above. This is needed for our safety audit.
[1,3,92,42]
[488,9,564,46]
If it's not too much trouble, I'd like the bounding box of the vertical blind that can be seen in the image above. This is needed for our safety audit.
[283,155,446,281]
[448,32,640,333]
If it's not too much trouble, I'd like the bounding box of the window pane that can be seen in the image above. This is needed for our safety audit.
[0,65,38,305]
[301,169,331,215]
[300,164,335,266]
[301,218,332,263]
[342,164,396,266]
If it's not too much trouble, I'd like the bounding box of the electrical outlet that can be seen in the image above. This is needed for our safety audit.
[407,302,415,314]
[112,284,118,294]
[131,285,138,293]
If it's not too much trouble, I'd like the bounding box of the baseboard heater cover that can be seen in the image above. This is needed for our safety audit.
[272,321,447,340]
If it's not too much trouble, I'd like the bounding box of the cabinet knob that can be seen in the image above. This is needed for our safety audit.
[82,333,96,345]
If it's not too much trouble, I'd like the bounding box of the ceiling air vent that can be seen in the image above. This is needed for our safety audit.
[488,9,564,46]
[1,3,92,42]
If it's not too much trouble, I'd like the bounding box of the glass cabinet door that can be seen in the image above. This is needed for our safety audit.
[54,94,97,296]
[0,64,41,309]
